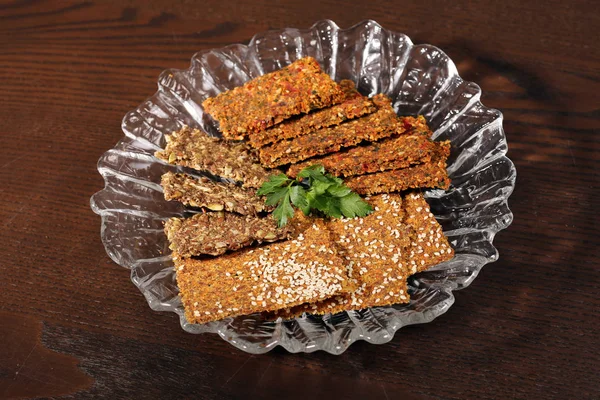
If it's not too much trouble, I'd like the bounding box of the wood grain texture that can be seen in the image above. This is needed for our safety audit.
[0,0,598,399]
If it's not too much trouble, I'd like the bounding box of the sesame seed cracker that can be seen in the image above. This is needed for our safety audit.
[402,193,454,272]
[174,218,353,324]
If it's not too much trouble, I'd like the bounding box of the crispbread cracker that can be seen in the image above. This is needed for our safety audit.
[274,194,414,318]
[344,142,451,195]
[287,133,438,178]
[165,212,289,257]
[403,193,454,273]
[175,218,353,324]
[202,57,345,139]
[161,172,269,215]
[272,193,455,319]
[155,126,269,188]
[247,80,375,148]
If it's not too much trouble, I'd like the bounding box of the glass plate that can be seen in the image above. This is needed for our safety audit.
[90,20,516,354]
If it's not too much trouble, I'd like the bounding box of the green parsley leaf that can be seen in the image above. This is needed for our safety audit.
[256,173,290,196]
[324,197,343,219]
[297,164,329,182]
[310,179,333,196]
[339,192,373,218]
[289,185,310,215]
[272,192,295,227]
[265,185,290,206]
[326,184,352,198]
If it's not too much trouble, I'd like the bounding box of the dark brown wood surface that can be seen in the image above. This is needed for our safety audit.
[0,1,598,399]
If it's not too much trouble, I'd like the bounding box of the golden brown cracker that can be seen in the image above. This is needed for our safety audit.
[247,81,375,148]
[202,57,345,139]
[344,141,451,195]
[403,193,455,273]
[175,218,352,324]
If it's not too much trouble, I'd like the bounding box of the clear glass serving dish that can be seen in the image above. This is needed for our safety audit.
[90,20,515,354]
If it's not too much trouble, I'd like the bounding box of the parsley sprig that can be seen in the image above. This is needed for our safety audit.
[257,165,373,227]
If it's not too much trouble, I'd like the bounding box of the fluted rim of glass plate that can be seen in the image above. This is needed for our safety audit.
[90,19,516,354]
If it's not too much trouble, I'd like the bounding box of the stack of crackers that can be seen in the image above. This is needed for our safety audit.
[155,57,454,324]
[174,193,453,324]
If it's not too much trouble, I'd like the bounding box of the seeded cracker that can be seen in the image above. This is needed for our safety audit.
[344,141,451,195]
[155,126,269,188]
[403,193,454,273]
[287,133,439,178]
[274,194,414,318]
[202,57,345,140]
[165,212,289,257]
[161,172,269,215]
[258,94,404,168]
[174,218,353,324]
[247,80,376,148]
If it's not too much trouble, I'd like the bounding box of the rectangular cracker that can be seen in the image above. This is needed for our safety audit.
[155,126,269,189]
[329,194,411,287]
[174,218,354,324]
[202,57,345,140]
[274,194,414,318]
[344,141,451,195]
[165,212,289,257]
[287,133,438,178]
[257,94,404,168]
[402,193,455,273]
[161,172,269,215]
[247,80,376,148]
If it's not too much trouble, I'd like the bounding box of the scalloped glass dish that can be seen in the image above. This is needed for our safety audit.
[90,20,515,354]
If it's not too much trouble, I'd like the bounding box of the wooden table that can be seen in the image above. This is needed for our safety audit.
[1,1,598,399]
